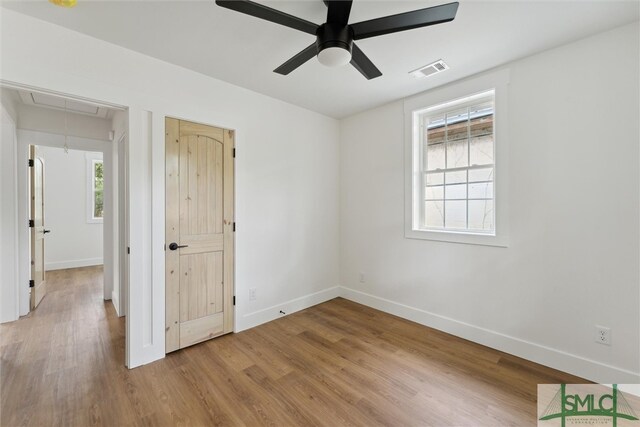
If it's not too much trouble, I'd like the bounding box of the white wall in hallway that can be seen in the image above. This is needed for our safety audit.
[339,22,640,383]
[36,146,103,271]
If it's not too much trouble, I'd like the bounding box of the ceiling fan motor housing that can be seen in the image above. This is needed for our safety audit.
[316,23,353,55]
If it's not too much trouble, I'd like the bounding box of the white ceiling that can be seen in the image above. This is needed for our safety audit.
[17,90,115,118]
[2,0,638,118]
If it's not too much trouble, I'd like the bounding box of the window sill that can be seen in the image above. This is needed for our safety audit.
[87,218,103,224]
[405,227,508,247]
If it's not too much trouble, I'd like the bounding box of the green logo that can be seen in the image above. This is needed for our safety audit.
[539,384,638,427]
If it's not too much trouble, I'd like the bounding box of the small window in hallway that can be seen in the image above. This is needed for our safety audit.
[86,153,104,223]
[92,159,104,219]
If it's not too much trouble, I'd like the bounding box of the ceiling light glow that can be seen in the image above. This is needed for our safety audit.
[317,47,352,68]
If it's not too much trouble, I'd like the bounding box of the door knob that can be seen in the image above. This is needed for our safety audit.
[168,242,188,251]
[43,229,51,234]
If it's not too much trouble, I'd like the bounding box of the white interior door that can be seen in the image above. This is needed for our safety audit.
[29,145,47,309]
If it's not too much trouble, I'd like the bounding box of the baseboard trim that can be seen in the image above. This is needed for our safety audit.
[237,286,341,332]
[45,258,103,271]
[339,286,640,384]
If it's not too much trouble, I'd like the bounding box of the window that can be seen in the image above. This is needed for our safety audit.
[92,160,104,218]
[420,91,495,233]
[404,69,509,246]
[86,153,104,223]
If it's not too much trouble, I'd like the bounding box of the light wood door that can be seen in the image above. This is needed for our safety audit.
[30,145,47,309]
[165,118,234,353]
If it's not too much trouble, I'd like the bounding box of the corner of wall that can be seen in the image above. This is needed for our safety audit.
[236,286,341,332]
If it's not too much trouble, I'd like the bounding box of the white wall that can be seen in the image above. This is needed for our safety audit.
[0,92,19,323]
[36,146,103,270]
[1,8,340,367]
[339,22,640,383]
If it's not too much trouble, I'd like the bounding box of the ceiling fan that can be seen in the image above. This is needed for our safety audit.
[215,0,459,80]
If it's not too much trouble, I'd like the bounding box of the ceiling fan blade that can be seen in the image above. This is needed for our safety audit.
[350,43,382,80]
[350,2,459,40]
[326,0,353,26]
[215,0,319,36]
[274,43,318,75]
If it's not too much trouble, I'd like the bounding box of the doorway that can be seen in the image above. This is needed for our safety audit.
[28,145,107,310]
[165,118,235,352]
[0,83,130,366]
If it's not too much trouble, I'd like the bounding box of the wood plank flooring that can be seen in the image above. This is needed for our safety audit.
[1,266,587,426]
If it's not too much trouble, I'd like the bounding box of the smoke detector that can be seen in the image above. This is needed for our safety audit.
[410,59,449,78]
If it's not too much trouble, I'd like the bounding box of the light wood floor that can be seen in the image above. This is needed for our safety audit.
[1,266,587,426]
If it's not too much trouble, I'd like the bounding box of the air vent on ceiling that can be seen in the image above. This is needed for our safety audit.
[410,59,449,78]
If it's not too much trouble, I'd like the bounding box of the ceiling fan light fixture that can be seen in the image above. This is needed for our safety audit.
[215,0,459,79]
[317,47,352,68]
[49,0,77,7]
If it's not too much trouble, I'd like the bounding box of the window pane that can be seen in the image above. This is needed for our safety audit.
[425,185,444,200]
[426,143,445,171]
[469,103,493,138]
[468,200,494,232]
[425,200,444,228]
[426,113,445,146]
[426,172,444,186]
[468,182,493,200]
[445,170,466,184]
[446,139,468,169]
[445,183,466,200]
[446,107,469,125]
[445,200,466,229]
[446,108,469,142]
[469,167,494,183]
[94,161,104,218]
[470,134,494,166]
[94,190,104,218]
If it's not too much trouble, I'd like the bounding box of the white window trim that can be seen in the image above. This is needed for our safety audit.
[86,152,104,224]
[404,68,510,247]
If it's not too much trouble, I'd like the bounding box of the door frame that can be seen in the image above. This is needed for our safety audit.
[18,135,115,311]
[1,81,130,363]
[164,116,236,353]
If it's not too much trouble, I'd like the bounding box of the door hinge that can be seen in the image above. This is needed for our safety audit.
[233,296,236,306]
[28,159,34,167]
[28,219,34,228]
[29,279,34,288]
[233,148,236,158]
[127,246,130,255]
[233,222,236,232]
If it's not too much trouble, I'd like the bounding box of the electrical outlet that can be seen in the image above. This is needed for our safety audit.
[359,272,365,283]
[249,287,257,301]
[595,325,611,346]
